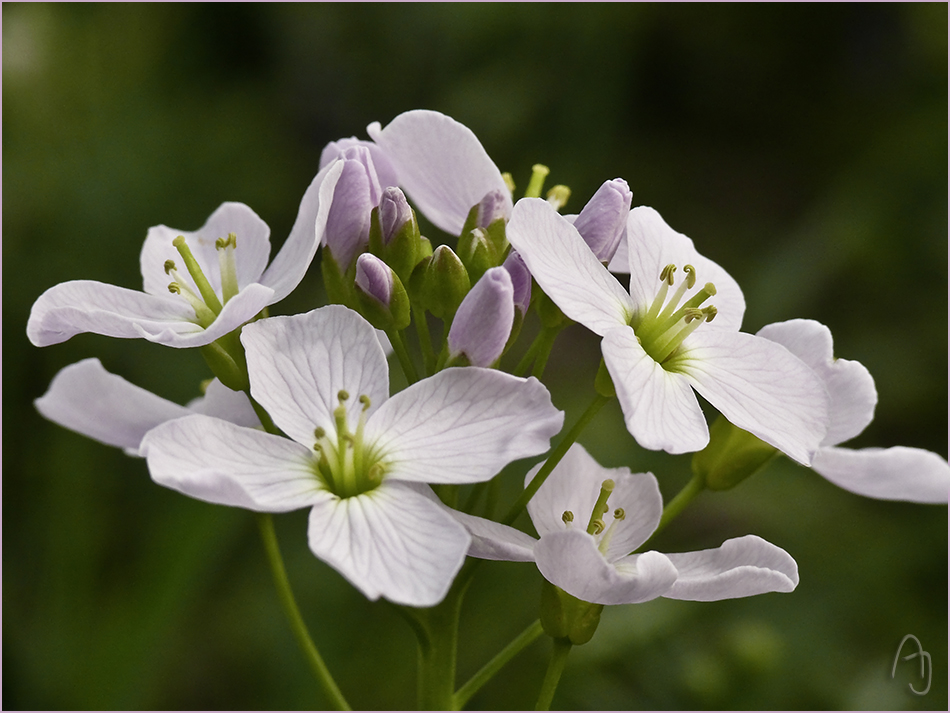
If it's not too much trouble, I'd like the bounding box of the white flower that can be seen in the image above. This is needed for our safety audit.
[34,358,259,456]
[366,109,513,236]
[451,444,798,606]
[506,198,829,464]
[757,319,950,503]
[139,305,564,606]
[28,162,344,349]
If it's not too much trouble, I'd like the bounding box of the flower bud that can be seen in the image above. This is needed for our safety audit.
[502,250,531,316]
[324,146,381,272]
[421,245,470,321]
[319,137,398,192]
[476,188,509,228]
[457,228,496,285]
[692,415,779,491]
[570,178,632,262]
[354,253,410,330]
[447,267,514,367]
[369,186,422,285]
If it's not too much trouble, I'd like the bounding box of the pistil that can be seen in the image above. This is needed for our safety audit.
[172,236,223,314]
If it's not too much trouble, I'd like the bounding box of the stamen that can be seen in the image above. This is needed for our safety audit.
[546,185,571,210]
[651,306,716,363]
[597,508,627,556]
[338,390,350,403]
[525,164,550,199]
[562,510,574,526]
[172,236,223,315]
[164,259,177,275]
[216,233,239,304]
[502,172,516,194]
[644,264,676,322]
[167,281,216,326]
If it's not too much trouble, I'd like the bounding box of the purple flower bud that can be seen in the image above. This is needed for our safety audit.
[503,250,532,315]
[448,267,515,367]
[477,188,509,228]
[355,253,393,306]
[320,137,398,192]
[571,178,632,262]
[379,187,414,244]
[324,147,383,271]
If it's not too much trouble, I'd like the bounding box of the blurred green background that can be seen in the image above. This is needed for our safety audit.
[3,3,947,710]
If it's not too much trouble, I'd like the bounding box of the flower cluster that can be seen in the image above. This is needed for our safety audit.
[29,109,949,703]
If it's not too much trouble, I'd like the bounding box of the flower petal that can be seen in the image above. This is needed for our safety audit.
[662,535,798,601]
[241,306,390,447]
[506,198,635,335]
[757,319,877,447]
[306,481,470,606]
[260,159,346,303]
[187,378,262,429]
[447,509,538,562]
[525,444,663,559]
[140,414,321,511]
[619,207,746,332]
[367,110,511,236]
[34,358,192,455]
[535,530,677,605]
[602,327,710,454]
[140,202,271,298]
[367,368,563,485]
[320,137,399,193]
[811,446,950,503]
[676,330,828,465]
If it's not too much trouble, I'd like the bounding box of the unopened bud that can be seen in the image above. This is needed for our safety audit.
[447,267,515,367]
[571,178,632,262]
[354,253,410,330]
[421,245,470,321]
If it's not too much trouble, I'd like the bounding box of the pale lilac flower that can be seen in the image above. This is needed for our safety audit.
[502,250,532,316]
[566,178,633,262]
[507,199,828,463]
[28,167,344,349]
[447,267,515,367]
[139,305,563,606]
[758,319,950,503]
[34,358,259,456]
[377,186,414,245]
[367,110,513,236]
[355,253,394,307]
[452,444,798,605]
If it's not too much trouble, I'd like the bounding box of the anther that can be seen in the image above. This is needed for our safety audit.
[683,308,706,323]
[613,508,626,520]
[562,510,574,525]
[338,390,350,402]
[546,185,571,210]
[359,394,371,411]
[314,427,326,439]
[682,265,696,289]
[702,305,718,322]
[164,259,177,275]
[502,172,516,194]
[590,519,606,535]
[659,264,676,286]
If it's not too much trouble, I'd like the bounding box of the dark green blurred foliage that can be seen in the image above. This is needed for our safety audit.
[4,3,946,710]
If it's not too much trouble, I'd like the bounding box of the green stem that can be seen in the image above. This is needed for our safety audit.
[455,620,544,709]
[530,328,559,379]
[386,327,420,384]
[408,577,470,710]
[413,305,437,375]
[502,392,611,526]
[638,470,705,552]
[535,637,572,711]
[514,331,544,377]
[256,514,351,711]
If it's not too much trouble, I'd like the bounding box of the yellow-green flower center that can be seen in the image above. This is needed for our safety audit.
[633,263,718,366]
[312,390,387,499]
[561,479,627,556]
[165,233,240,328]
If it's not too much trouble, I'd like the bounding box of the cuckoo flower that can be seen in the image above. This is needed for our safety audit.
[139,305,563,606]
[367,109,512,236]
[757,319,950,503]
[452,444,798,605]
[34,358,259,456]
[447,267,515,367]
[507,199,828,463]
[28,166,343,349]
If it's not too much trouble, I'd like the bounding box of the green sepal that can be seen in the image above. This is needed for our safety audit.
[540,580,604,646]
[368,205,423,286]
[458,203,481,244]
[457,228,497,286]
[321,248,356,309]
[355,269,411,331]
[484,216,509,256]
[421,246,470,321]
[535,287,569,330]
[692,415,780,491]
[594,358,616,398]
[200,336,249,392]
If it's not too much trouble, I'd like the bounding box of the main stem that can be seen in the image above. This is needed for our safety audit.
[455,619,544,709]
[411,578,469,710]
[256,514,351,711]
